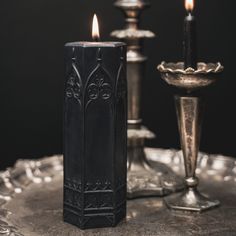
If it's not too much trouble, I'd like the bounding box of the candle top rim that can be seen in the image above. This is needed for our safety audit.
[65,42,125,48]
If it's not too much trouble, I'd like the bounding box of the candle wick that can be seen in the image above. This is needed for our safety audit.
[94,36,100,42]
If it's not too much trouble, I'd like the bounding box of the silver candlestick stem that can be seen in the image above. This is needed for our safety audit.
[158,62,224,211]
[111,0,184,198]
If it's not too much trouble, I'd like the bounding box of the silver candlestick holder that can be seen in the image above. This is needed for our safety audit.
[158,61,224,212]
[111,0,184,198]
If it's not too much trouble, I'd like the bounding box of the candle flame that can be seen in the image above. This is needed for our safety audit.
[185,0,194,12]
[92,14,100,41]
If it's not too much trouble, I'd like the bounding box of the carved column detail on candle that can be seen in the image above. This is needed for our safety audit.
[85,192,113,209]
[64,178,82,210]
[66,63,83,105]
[116,48,127,101]
[85,181,112,191]
[113,49,127,211]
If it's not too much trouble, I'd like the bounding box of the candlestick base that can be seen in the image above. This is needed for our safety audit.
[127,127,184,199]
[165,188,220,212]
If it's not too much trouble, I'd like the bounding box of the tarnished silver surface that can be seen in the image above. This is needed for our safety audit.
[158,62,224,212]
[127,130,183,198]
[114,0,150,9]
[111,29,155,40]
[111,0,155,126]
[0,155,63,235]
[112,0,183,198]
[1,148,236,235]
[158,62,224,91]
[165,96,219,212]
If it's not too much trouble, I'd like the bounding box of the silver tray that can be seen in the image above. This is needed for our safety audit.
[1,148,236,236]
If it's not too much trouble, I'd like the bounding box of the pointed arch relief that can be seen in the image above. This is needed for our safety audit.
[66,52,83,106]
[85,48,113,109]
[84,48,114,184]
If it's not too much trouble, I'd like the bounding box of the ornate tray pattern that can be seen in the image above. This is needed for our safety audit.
[1,148,236,235]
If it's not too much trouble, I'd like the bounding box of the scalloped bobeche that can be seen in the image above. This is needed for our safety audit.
[157,62,224,91]
[158,62,223,74]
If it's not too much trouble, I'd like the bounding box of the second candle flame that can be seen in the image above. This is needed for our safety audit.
[92,14,100,41]
[185,0,194,12]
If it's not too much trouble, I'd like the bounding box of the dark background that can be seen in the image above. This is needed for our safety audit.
[0,0,235,169]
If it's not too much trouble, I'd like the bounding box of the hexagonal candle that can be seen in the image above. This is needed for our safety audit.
[63,15,127,229]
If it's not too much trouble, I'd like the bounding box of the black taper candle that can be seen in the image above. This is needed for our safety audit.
[63,16,127,230]
[183,0,197,69]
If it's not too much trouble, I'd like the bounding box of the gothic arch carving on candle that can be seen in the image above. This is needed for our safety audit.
[84,48,114,191]
[85,48,113,109]
[65,53,83,106]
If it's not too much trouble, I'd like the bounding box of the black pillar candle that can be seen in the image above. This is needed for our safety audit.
[63,39,127,228]
[183,0,197,69]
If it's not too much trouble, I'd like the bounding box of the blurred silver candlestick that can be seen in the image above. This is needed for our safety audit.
[158,62,224,211]
[111,0,183,198]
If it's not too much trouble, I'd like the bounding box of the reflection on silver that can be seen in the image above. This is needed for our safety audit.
[1,149,236,235]
[158,62,223,91]
[158,62,224,212]
[111,0,184,198]
[0,155,62,235]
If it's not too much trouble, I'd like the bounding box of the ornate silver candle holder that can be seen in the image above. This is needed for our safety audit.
[158,61,224,212]
[111,0,184,198]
